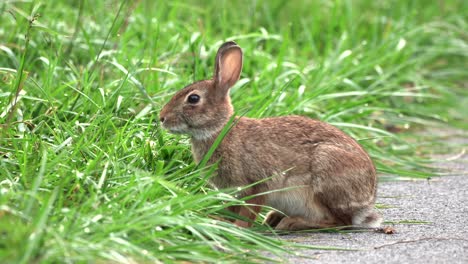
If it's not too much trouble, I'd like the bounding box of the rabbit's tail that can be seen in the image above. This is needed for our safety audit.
[352,207,383,228]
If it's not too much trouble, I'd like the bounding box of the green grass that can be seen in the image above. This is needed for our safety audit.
[0,0,467,263]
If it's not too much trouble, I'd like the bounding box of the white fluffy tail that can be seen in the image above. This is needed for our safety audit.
[352,207,383,228]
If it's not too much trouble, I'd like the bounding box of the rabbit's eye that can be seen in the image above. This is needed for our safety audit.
[187,94,200,104]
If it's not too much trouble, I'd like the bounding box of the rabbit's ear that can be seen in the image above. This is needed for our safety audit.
[213,41,243,98]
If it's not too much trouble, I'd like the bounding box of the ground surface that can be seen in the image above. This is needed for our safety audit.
[281,131,468,263]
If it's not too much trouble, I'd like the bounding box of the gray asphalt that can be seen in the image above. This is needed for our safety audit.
[278,130,468,263]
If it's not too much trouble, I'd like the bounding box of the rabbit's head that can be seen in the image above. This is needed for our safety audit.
[160,41,243,140]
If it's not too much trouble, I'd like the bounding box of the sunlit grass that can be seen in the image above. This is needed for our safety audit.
[0,0,467,263]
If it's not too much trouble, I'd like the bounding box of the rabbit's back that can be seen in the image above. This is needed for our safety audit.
[193,115,376,191]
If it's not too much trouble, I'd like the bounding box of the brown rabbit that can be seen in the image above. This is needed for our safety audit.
[159,41,382,230]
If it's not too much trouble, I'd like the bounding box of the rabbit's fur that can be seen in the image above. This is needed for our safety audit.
[160,41,382,230]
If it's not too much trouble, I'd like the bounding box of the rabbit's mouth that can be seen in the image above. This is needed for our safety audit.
[162,123,189,135]
[163,123,219,140]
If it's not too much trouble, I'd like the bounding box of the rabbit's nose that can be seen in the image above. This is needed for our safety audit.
[160,116,165,123]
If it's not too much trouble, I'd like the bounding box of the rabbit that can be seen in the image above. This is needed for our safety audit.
[159,41,382,230]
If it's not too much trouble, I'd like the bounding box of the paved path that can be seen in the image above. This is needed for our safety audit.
[281,131,468,263]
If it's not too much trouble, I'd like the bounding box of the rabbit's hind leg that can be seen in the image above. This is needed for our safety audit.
[263,210,286,228]
[274,216,338,231]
